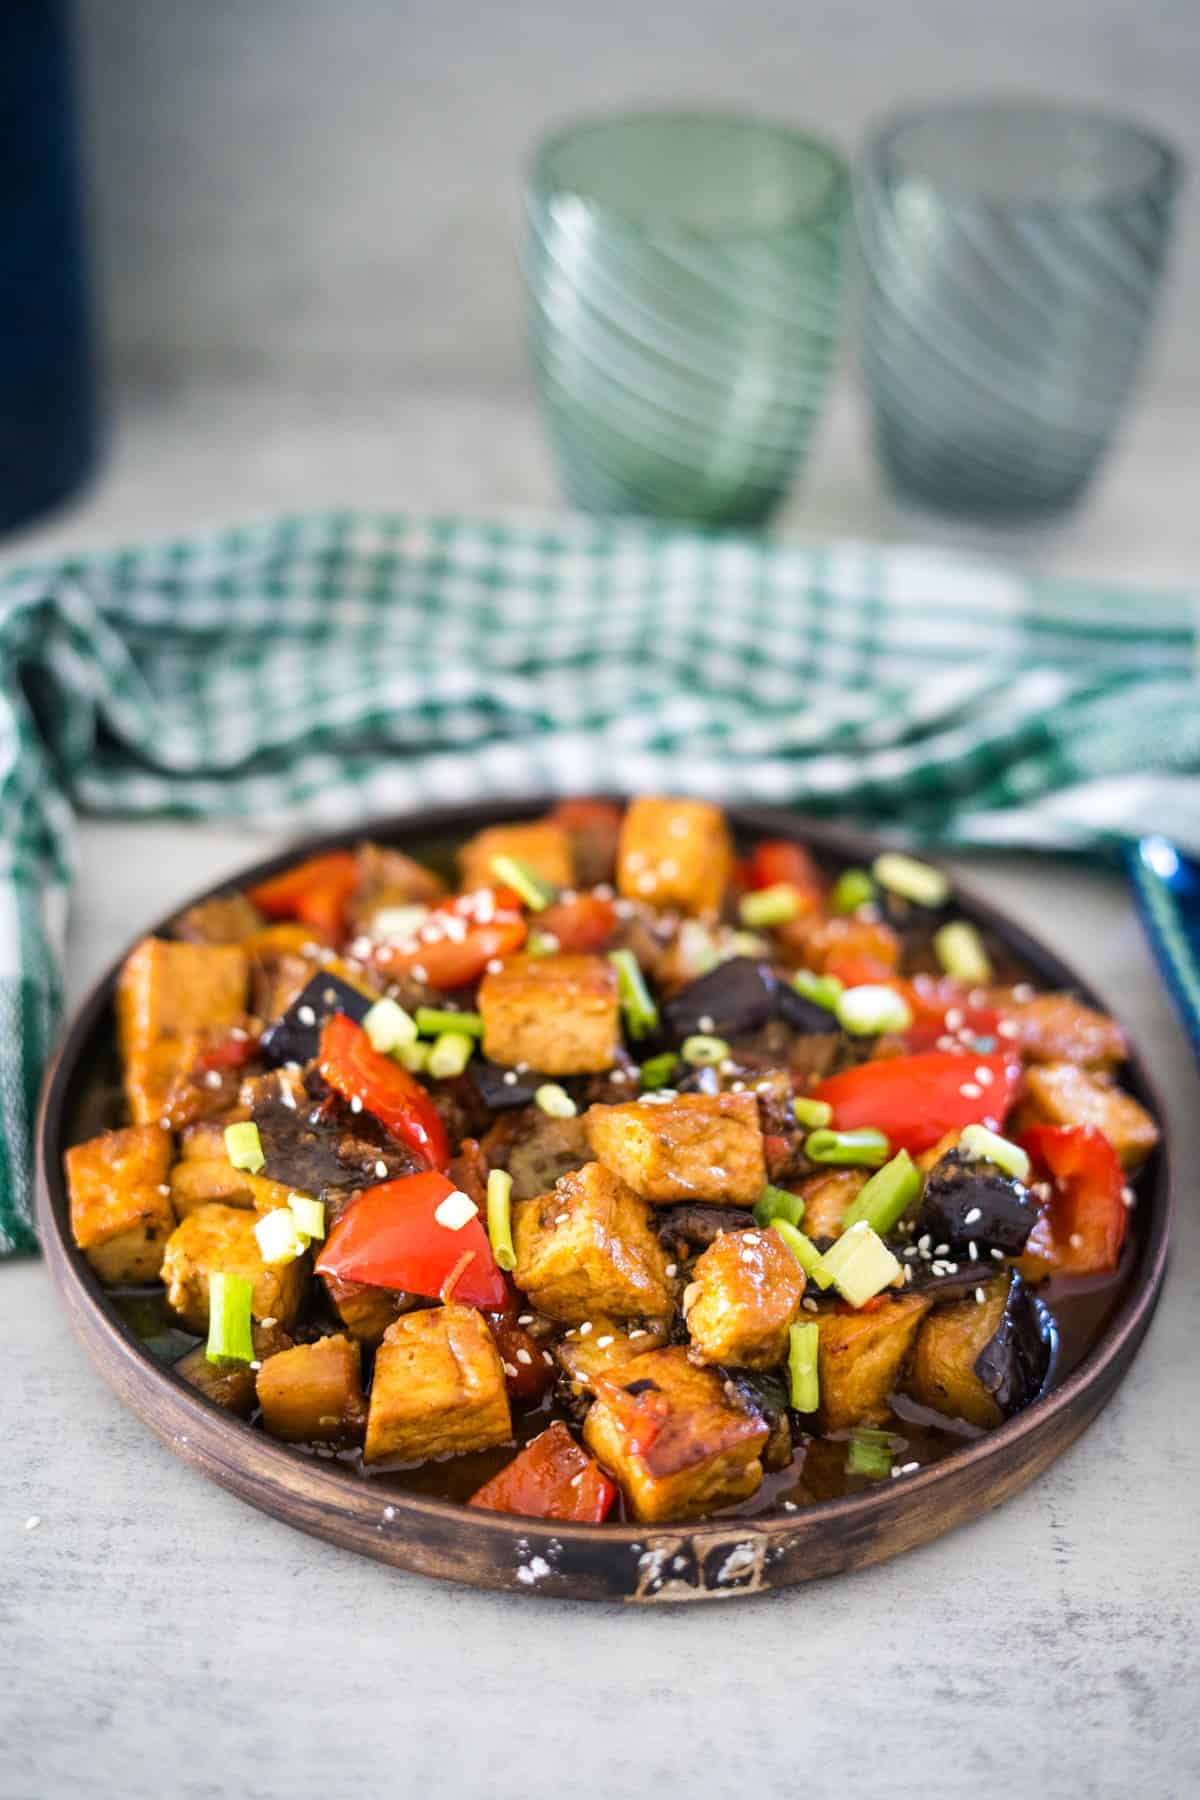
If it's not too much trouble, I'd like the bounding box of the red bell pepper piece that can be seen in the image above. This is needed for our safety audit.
[315,1170,507,1310]
[468,1421,617,1522]
[249,851,360,941]
[368,885,527,989]
[899,978,1004,1054]
[318,1012,450,1171]
[744,839,824,897]
[193,1031,260,1073]
[811,1050,1020,1156]
[1019,1123,1128,1276]
[537,891,618,952]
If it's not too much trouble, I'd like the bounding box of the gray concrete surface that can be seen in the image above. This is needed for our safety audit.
[2,5,1199,1794]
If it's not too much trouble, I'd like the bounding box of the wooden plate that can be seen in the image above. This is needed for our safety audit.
[35,802,1173,1603]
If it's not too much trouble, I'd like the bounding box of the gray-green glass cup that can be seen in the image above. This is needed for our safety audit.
[524,111,849,526]
[856,102,1184,520]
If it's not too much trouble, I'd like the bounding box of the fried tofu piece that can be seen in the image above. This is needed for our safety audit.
[173,892,263,945]
[586,1091,765,1205]
[814,1293,931,1430]
[513,1162,676,1324]
[907,1283,1008,1429]
[458,819,575,892]
[478,952,620,1075]
[322,1271,415,1345]
[616,796,733,916]
[168,1151,294,1218]
[684,1228,805,1369]
[348,841,445,934]
[555,1316,671,1394]
[798,1168,866,1241]
[117,937,249,1124]
[584,1346,768,1522]
[160,1202,306,1334]
[66,1125,175,1285]
[995,991,1126,1068]
[1015,1062,1159,1169]
[363,1303,512,1465]
[257,1335,367,1444]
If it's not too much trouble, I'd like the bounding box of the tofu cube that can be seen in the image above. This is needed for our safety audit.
[583,1346,768,1522]
[364,1302,512,1464]
[813,1292,931,1431]
[160,1202,306,1334]
[512,1161,676,1324]
[458,819,575,892]
[256,1335,367,1444]
[117,937,249,1124]
[322,1271,413,1345]
[586,1092,765,1205]
[66,1125,175,1285]
[684,1227,805,1369]
[616,796,733,916]
[1014,1062,1159,1169]
[996,990,1126,1068]
[168,1157,294,1218]
[797,1168,865,1241]
[555,1316,671,1394]
[478,952,620,1075]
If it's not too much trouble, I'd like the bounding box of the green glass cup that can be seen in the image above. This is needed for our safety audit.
[524,111,849,527]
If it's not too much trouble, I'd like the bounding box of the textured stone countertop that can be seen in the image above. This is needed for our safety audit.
[1,376,1197,1798]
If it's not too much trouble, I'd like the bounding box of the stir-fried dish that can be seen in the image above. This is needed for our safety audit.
[65,798,1160,1525]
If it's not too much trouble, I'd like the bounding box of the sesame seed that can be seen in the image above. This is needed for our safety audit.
[503,1362,518,1378]
[609,1068,628,1084]
[596,1335,614,1349]
[991,1248,1005,1260]
[578,1321,592,1336]
[931,1261,949,1276]
[664,1263,678,1278]
[935,1243,949,1256]
[740,1250,756,1265]
[383,1505,396,1522]
[1013,983,1034,1003]
[997,1019,1021,1039]
[730,1080,746,1093]
[204,1069,222,1089]
[613,898,635,919]
[959,1082,982,1098]
[1069,1232,1084,1249]
[968,1243,979,1261]
[802,1296,818,1312]
[502,1070,519,1085]
[297,1005,316,1026]
[628,1328,646,1339]
[25,1515,40,1530]
[636,872,657,894]
[486,958,504,974]
[975,1066,994,1086]
[697,1015,715,1033]
[158,1184,171,1196]
[517,1314,534,1325]
[350,1095,363,1113]
[975,1287,986,1304]
[374,1160,388,1178]
[918,1234,931,1252]
[964,1207,982,1225]
[625,850,646,869]
[682,1282,701,1312]
[945,1008,964,1030]
[515,1349,533,1366]
[594,883,614,900]
[936,1034,957,1052]
[543,1351,554,1365]
[1122,1186,1136,1209]
[411,964,428,983]
[555,1211,569,1224]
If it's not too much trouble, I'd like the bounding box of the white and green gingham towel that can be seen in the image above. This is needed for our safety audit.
[2,511,1197,1253]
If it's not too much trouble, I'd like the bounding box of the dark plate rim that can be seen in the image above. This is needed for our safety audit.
[35,799,1174,1568]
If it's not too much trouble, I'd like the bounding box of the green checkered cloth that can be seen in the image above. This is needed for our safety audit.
[2,511,1196,1253]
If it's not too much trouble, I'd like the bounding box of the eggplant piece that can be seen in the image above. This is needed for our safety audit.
[260,972,373,1067]
[248,1070,417,1194]
[974,1272,1058,1417]
[661,957,832,1047]
[917,1150,1037,1256]
[722,1366,794,1471]
[469,1058,543,1111]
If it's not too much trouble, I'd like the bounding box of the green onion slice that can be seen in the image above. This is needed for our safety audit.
[788,1321,820,1413]
[396,1039,431,1073]
[933,920,993,985]
[415,1006,484,1039]
[830,868,876,914]
[739,883,801,929]
[254,1207,309,1266]
[490,854,556,912]
[362,997,419,1055]
[639,1051,679,1091]
[680,1034,730,1067]
[288,1193,325,1241]
[771,1218,834,1289]
[846,1427,894,1480]
[609,948,659,1040]
[486,1168,516,1273]
[793,1096,833,1130]
[427,1031,475,1079]
[206,1271,255,1364]
[792,968,843,1012]
[959,1123,1031,1183]
[839,1150,920,1237]
[534,1082,577,1119]
[836,984,913,1037]
[224,1120,265,1174]
[814,1222,902,1308]
[753,1185,805,1230]
[805,1127,891,1168]
[871,851,949,910]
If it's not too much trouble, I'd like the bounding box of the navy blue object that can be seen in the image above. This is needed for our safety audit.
[1126,837,1200,1064]
[0,2,97,535]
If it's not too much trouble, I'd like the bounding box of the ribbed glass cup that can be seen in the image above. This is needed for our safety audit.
[524,111,849,526]
[856,102,1183,520]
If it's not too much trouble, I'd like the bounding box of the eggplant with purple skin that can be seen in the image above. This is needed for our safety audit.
[661,957,834,1045]
[260,972,373,1067]
[974,1271,1057,1417]
[916,1149,1037,1257]
[908,1270,1056,1427]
